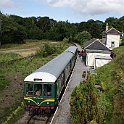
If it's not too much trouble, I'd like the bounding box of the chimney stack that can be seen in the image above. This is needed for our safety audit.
[106,23,109,31]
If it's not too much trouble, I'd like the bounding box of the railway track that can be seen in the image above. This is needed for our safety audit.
[26,113,53,124]
[17,111,53,124]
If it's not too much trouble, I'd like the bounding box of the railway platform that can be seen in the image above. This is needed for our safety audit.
[50,54,88,124]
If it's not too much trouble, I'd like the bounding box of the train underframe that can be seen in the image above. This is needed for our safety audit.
[25,104,56,115]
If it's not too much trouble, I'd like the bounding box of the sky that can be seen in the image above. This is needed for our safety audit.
[0,0,124,23]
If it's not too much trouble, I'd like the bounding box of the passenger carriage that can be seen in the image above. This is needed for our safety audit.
[24,46,77,114]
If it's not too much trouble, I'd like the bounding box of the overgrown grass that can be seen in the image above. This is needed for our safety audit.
[93,46,124,123]
[0,53,22,62]
[70,46,124,124]
[0,39,58,50]
[3,102,24,124]
[0,41,69,123]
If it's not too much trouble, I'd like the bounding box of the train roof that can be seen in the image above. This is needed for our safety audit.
[64,45,78,53]
[24,46,77,83]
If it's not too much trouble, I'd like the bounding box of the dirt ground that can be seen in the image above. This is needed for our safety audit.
[0,42,41,122]
[0,72,24,122]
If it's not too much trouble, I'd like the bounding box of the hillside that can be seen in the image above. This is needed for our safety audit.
[70,46,124,124]
[96,46,124,123]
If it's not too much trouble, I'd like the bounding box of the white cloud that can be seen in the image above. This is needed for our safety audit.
[46,0,124,15]
[0,0,14,8]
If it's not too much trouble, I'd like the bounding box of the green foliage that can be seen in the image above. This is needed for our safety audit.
[120,37,124,46]
[70,75,105,124]
[0,41,68,123]
[0,13,26,45]
[74,31,91,45]
[0,75,9,90]
[37,42,68,57]
[0,42,68,91]
[1,12,124,45]
[70,45,124,124]
[3,102,24,124]
[0,53,25,91]
[88,120,98,124]
[0,53,21,62]
[78,20,104,38]
[37,43,58,57]
[62,37,69,43]
[94,46,124,123]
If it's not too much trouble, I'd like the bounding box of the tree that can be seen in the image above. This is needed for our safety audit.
[0,13,27,45]
[74,31,91,45]
[105,17,120,31]
[77,20,103,38]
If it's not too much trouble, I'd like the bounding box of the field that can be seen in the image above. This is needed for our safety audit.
[0,40,58,57]
[0,40,69,123]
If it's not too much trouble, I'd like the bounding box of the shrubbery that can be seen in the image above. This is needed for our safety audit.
[74,31,91,45]
[70,46,124,124]
[70,75,106,124]
[37,43,58,57]
[37,42,68,57]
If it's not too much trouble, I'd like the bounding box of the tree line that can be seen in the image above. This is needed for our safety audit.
[0,12,124,45]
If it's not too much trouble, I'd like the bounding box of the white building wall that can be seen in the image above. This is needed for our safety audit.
[95,59,111,68]
[106,34,120,49]
[86,52,111,68]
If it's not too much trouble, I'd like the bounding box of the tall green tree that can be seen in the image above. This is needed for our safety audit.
[0,13,26,44]
[74,31,91,45]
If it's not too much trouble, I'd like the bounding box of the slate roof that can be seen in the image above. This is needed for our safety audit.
[84,39,110,51]
[105,27,121,35]
[83,38,96,48]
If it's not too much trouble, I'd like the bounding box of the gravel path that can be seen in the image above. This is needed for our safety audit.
[51,52,88,124]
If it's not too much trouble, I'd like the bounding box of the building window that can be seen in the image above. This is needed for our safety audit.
[111,41,115,48]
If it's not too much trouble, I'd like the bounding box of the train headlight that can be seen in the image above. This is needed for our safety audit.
[28,100,30,103]
[47,102,49,104]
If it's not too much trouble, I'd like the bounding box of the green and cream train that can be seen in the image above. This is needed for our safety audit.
[24,46,77,114]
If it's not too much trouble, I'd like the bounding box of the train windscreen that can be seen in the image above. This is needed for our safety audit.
[44,84,52,97]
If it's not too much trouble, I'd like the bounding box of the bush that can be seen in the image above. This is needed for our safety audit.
[74,31,91,45]
[37,42,68,57]
[70,75,105,124]
[37,43,57,57]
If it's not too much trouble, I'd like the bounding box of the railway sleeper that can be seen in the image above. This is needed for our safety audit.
[29,107,53,116]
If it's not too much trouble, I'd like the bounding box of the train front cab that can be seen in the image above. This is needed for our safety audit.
[24,82,57,113]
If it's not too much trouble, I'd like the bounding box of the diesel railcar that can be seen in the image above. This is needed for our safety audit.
[24,46,77,114]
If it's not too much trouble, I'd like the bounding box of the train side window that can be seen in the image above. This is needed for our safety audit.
[44,84,52,97]
[26,83,33,96]
[34,84,42,96]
